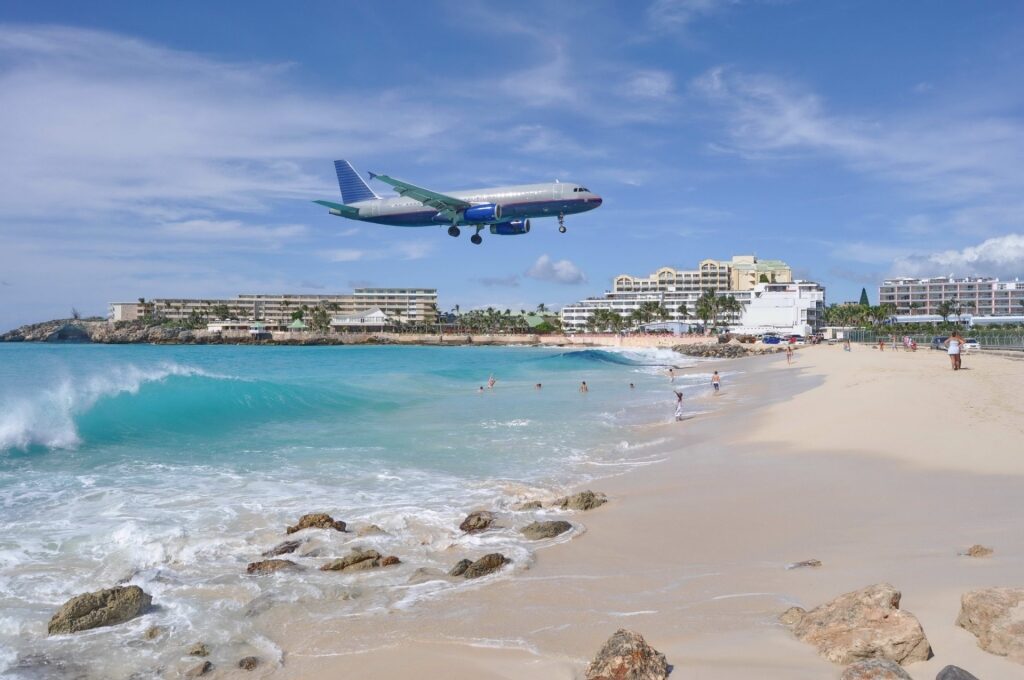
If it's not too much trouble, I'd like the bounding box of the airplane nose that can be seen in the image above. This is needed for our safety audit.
[593,196,603,206]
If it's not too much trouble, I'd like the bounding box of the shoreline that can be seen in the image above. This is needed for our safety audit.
[279,346,1024,679]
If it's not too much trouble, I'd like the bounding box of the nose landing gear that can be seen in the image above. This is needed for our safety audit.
[558,213,567,233]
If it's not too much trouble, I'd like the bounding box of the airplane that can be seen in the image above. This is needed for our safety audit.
[313,160,602,244]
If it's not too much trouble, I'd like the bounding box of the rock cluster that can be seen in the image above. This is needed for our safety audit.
[238,656,260,671]
[262,540,302,557]
[320,549,400,572]
[48,586,152,635]
[956,587,1024,661]
[557,490,607,511]
[960,544,993,558]
[521,520,572,540]
[459,510,496,534]
[450,553,510,579]
[584,629,669,680]
[286,512,346,534]
[673,342,785,358]
[780,583,932,666]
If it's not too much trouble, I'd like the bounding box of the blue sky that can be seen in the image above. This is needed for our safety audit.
[1,1,1023,328]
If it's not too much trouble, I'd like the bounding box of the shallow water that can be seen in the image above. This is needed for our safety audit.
[0,344,719,677]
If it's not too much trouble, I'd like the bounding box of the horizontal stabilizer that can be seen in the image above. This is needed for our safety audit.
[314,200,360,218]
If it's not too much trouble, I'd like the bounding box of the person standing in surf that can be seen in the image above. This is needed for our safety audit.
[673,390,684,421]
[711,371,721,394]
[668,367,675,383]
[579,381,589,393]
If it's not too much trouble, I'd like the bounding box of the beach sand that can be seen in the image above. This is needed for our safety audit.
[274,345,1024,679]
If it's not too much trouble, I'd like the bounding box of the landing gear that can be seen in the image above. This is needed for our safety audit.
[558,213,566,233]
[470,225,484,245]
[448,225,461,237]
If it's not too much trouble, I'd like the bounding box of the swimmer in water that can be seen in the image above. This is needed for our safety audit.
[579,381,589,393]
[487,374,496,389]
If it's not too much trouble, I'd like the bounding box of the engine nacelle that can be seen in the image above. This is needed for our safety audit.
[463,203,502,223]
[489,219,531,236]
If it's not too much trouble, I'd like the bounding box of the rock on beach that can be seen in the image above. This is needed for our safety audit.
[936,666,980,680]
[520,520,572,540]
[238,656,260,671]
[320,549,400,572]
[557,490,607,511]
[461,553,510,579]
[960,544,993,558]
[840,658,912,679]
[47,585,152,635]
[955,587,1024,661]
[246,559,298,575]
[780,583,932,666]
[585,629,669,680]
[459,510,496,533]
[286,512,346,534]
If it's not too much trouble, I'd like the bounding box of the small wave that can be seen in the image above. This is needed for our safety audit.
[0,363,232,452]
[549,348,688,367]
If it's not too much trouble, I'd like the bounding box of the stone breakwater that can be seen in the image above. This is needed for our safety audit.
[673,340,788,359]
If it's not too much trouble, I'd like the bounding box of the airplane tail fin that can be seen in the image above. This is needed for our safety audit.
[334,160,379,204]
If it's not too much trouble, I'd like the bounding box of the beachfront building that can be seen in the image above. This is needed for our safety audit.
[111,288,438,327]
[879,277,1024,317]
[561,257,822,336]
[611,255,792,296]
[330,308,391,331]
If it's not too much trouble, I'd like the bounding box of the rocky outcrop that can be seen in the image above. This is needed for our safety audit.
[262,540,302,557]
[521,520,572,540]
[459,510,496,534]
[187,642,210,657]
[557,490,607,511]
[515,500,543,510]
[185,661,213,678]
[673,342,786,359]
[142,625,162,640]
[320,549,400,572]
[47,585,152,635]
[780,583,932,666]
[959,544,993,558]
[286,512,346,534]
[955,587,1024,661]
[238,657,260,671]
[787,559,822,569]
[246,559,298,575]
[461,553,510,579]
[840,658,912,679]
[584,629,669,680]
[936,666,980,680]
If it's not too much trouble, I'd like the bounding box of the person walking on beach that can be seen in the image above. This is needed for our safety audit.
[711,371,721,394]
[673,390,685,421]
[579,381,589,393]
[945,332,964,370]
[844,339,851,352]
[668,367,675,383]
[786,344,793,364]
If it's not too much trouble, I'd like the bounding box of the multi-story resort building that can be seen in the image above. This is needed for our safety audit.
[110,288,438,326]
[561,256,823,336]
[879,277,1024,317]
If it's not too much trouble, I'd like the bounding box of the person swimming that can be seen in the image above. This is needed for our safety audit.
[579,381,589,393]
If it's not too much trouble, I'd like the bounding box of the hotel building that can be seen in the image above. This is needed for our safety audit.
[110,288,438,326]
[879,277,1024,317]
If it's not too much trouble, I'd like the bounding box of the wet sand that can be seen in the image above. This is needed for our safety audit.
[272,346,1024,679]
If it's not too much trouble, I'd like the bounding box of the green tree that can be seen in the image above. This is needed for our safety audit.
[290,309,304,321]
[211,304,231,320]
[536,303,548,313]
[859,288,870,306]
[309,306,331,332]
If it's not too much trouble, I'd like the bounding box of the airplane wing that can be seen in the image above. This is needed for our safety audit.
[314,200,361,218]
[368,172,471,214]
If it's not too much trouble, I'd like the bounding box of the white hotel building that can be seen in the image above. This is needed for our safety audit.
[879,277,1024,317]
[561,257,824,336]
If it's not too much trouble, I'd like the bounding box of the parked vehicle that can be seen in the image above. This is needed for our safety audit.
[786,334,806,345]
[762,334,782,345]
[931,336,949,350]
[963,338,980,350]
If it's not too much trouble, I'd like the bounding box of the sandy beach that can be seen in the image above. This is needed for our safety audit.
[274,345,1024,679]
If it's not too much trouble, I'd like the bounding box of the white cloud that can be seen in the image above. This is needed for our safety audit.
[647,0,737,33]
[161,219,307,242]
[692,67,1024,204]
[324,249,367,262]
[625,70,675,99]
[321,239,435,264]
[525,254,586,284]
[891,234,1024,278]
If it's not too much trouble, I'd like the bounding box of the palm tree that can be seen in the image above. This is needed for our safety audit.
[536,303,548,313]
[694,289,719,332]
[676,303,689,320]
[935,300,954,325]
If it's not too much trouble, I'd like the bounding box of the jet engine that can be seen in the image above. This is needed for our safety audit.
[463,203,502,223]
[489,219,531,235]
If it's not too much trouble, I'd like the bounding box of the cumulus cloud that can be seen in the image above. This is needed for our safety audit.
[525,255,586,284]
[891,234,1024,278]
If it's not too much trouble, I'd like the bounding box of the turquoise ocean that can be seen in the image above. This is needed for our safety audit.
[0,344,716,676]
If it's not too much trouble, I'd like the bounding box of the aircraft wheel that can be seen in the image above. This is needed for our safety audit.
[448,226,461,237]
[558,225,567,234]
[470,234,483,245]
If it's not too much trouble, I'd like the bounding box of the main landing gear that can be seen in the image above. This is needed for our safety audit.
[558,212,567,233]
[470,226,484,245]
[448,225,460,237]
